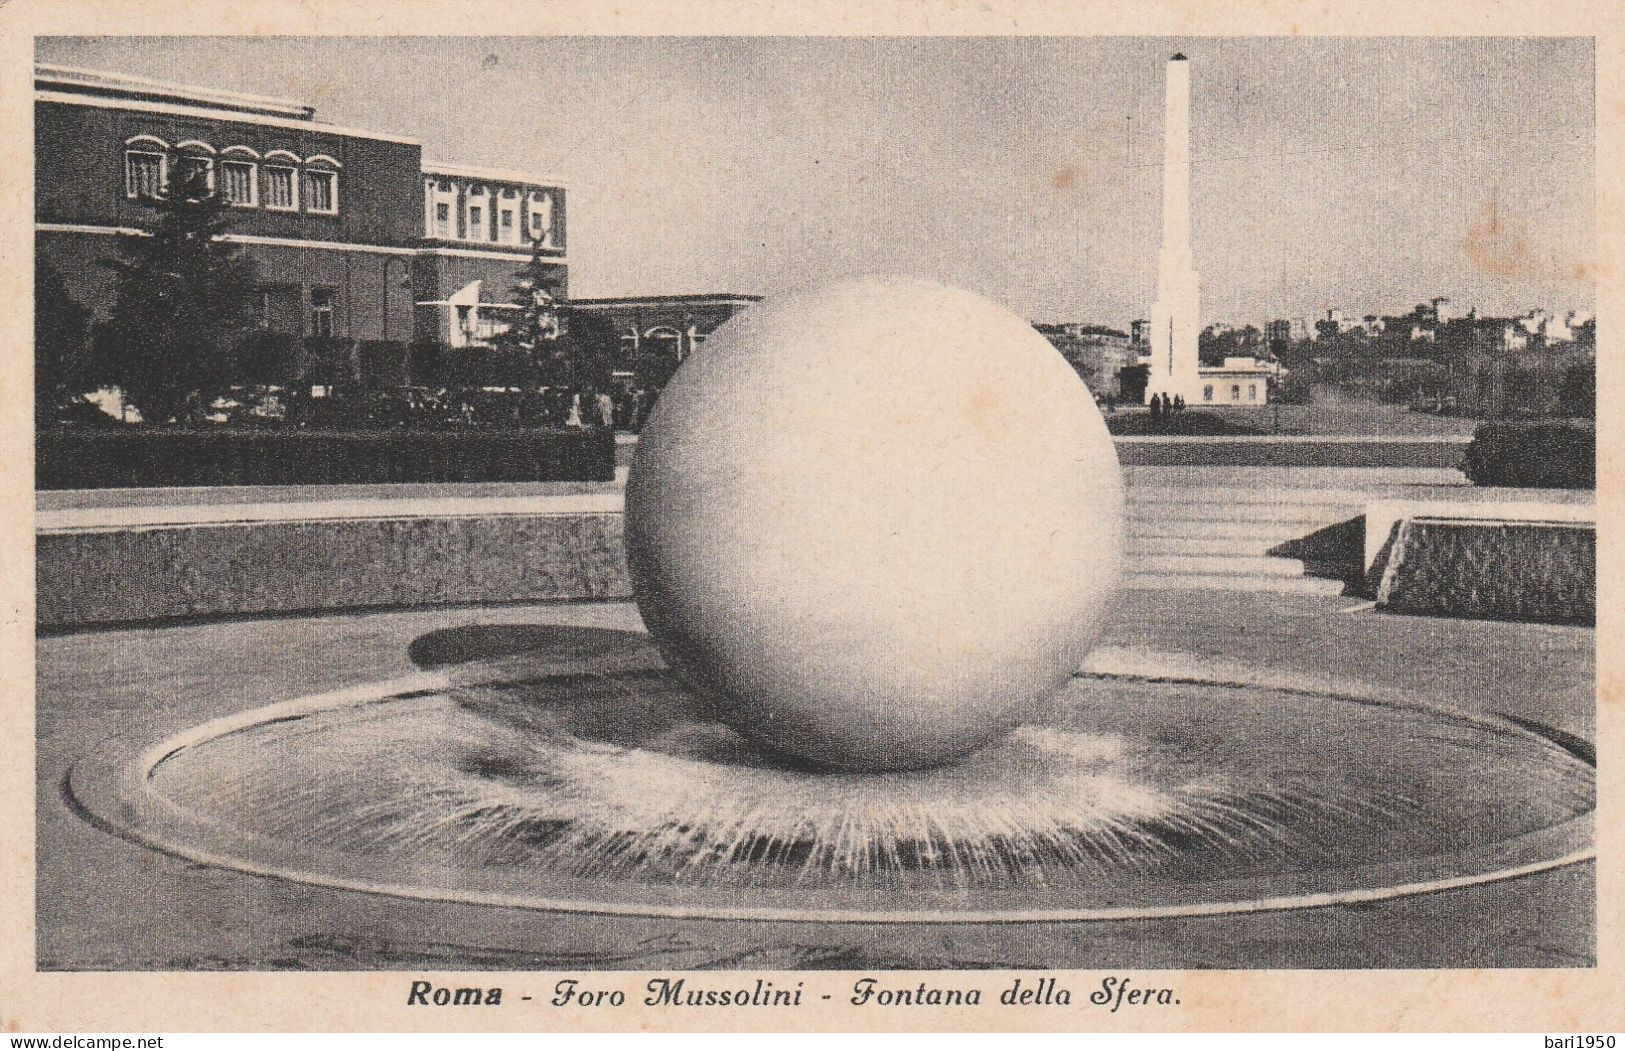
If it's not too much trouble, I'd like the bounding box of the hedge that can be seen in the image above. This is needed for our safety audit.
[37,427,616,489]
[1461,418,1594,489]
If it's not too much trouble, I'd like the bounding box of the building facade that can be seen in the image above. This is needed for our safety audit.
[1195,358,1278,406]
[35,64,567,383]
[1033,323,1137,398]
[569,294,761,387]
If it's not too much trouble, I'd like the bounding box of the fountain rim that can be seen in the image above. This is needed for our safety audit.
[67,646,1597,926]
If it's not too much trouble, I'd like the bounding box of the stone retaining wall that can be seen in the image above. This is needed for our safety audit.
[1374,519,1594,625]
[39,512,632,628]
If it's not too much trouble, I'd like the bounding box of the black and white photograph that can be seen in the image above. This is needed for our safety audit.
[8,1,1620,1035]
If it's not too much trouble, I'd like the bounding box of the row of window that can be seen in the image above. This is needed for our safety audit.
[425,179,557,247]
[1201,383,1260,402]
[430,200,549,243]
[124,139,339,216]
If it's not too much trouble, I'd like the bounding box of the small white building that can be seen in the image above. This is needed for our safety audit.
[1196,357,1276,406]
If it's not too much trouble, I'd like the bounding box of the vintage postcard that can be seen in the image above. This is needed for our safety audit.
[2,0,1621,1035]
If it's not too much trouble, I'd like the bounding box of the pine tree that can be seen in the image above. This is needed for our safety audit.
[34,259,89,426]
[99,156,261,424]
[491,239,615,390]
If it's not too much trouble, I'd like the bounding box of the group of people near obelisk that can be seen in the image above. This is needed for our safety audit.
[1146,392,1186,420]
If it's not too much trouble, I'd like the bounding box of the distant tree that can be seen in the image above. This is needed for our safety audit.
[99,157,261,424]
[1272,368,1315,406]
[1559,360,1595,418]
[34,259,90,425]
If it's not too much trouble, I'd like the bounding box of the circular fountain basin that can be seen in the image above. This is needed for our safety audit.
[69,629,1593,924]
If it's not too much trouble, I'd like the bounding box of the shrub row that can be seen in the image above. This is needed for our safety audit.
[37,427,617,489]
[1461,418,1594,489]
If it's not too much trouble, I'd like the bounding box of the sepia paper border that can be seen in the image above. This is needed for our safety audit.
[2,0,1621,1033]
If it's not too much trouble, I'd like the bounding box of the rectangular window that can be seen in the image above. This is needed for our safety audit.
[124,151,164,198]
[435,202,451,237]
[221,160,257,206]
[263,165,296,210]
[468,206,484,241]
[302,169,337,214]
[528,192,554,245]
[310,288,335,338]
[500,208,515,241]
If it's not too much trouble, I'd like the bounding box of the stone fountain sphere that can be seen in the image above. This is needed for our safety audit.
[624,275,1125,772]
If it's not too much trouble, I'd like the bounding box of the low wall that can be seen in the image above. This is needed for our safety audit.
[1372,517,1594,626]
[1364,499,1596,574]
[38,495,632,629]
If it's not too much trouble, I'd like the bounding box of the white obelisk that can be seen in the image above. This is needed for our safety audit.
[1146,53,1201,405]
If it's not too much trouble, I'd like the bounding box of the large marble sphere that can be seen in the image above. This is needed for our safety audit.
[624,275,1125,771]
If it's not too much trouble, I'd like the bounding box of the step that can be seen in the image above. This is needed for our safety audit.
[1126,534,1283,557]
[1120,573,1347,595]
[1131,497,1358,516]
[1126,519,1344,543]
[1125,504,1361,527]
[1126,486,1389,507]
[1131,555,1308,577]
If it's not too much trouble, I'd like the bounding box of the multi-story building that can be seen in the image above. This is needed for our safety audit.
[35,64,568,382]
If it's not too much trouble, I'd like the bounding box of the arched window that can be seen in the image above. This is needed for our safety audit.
[528,190,554,246]
[644,325,684,363]
[123,135,169,199]
[219,146,259,207]
[302,155,340,215]
[618,326,641,368]
[466,184,490,242]
[1202,384,1214,402]
[424,177,456,238]
[497,192,520,245]
[262,151,301,211]
[170,140,216,195]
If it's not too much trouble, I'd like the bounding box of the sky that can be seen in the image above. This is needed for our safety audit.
[38,35,1595,328]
